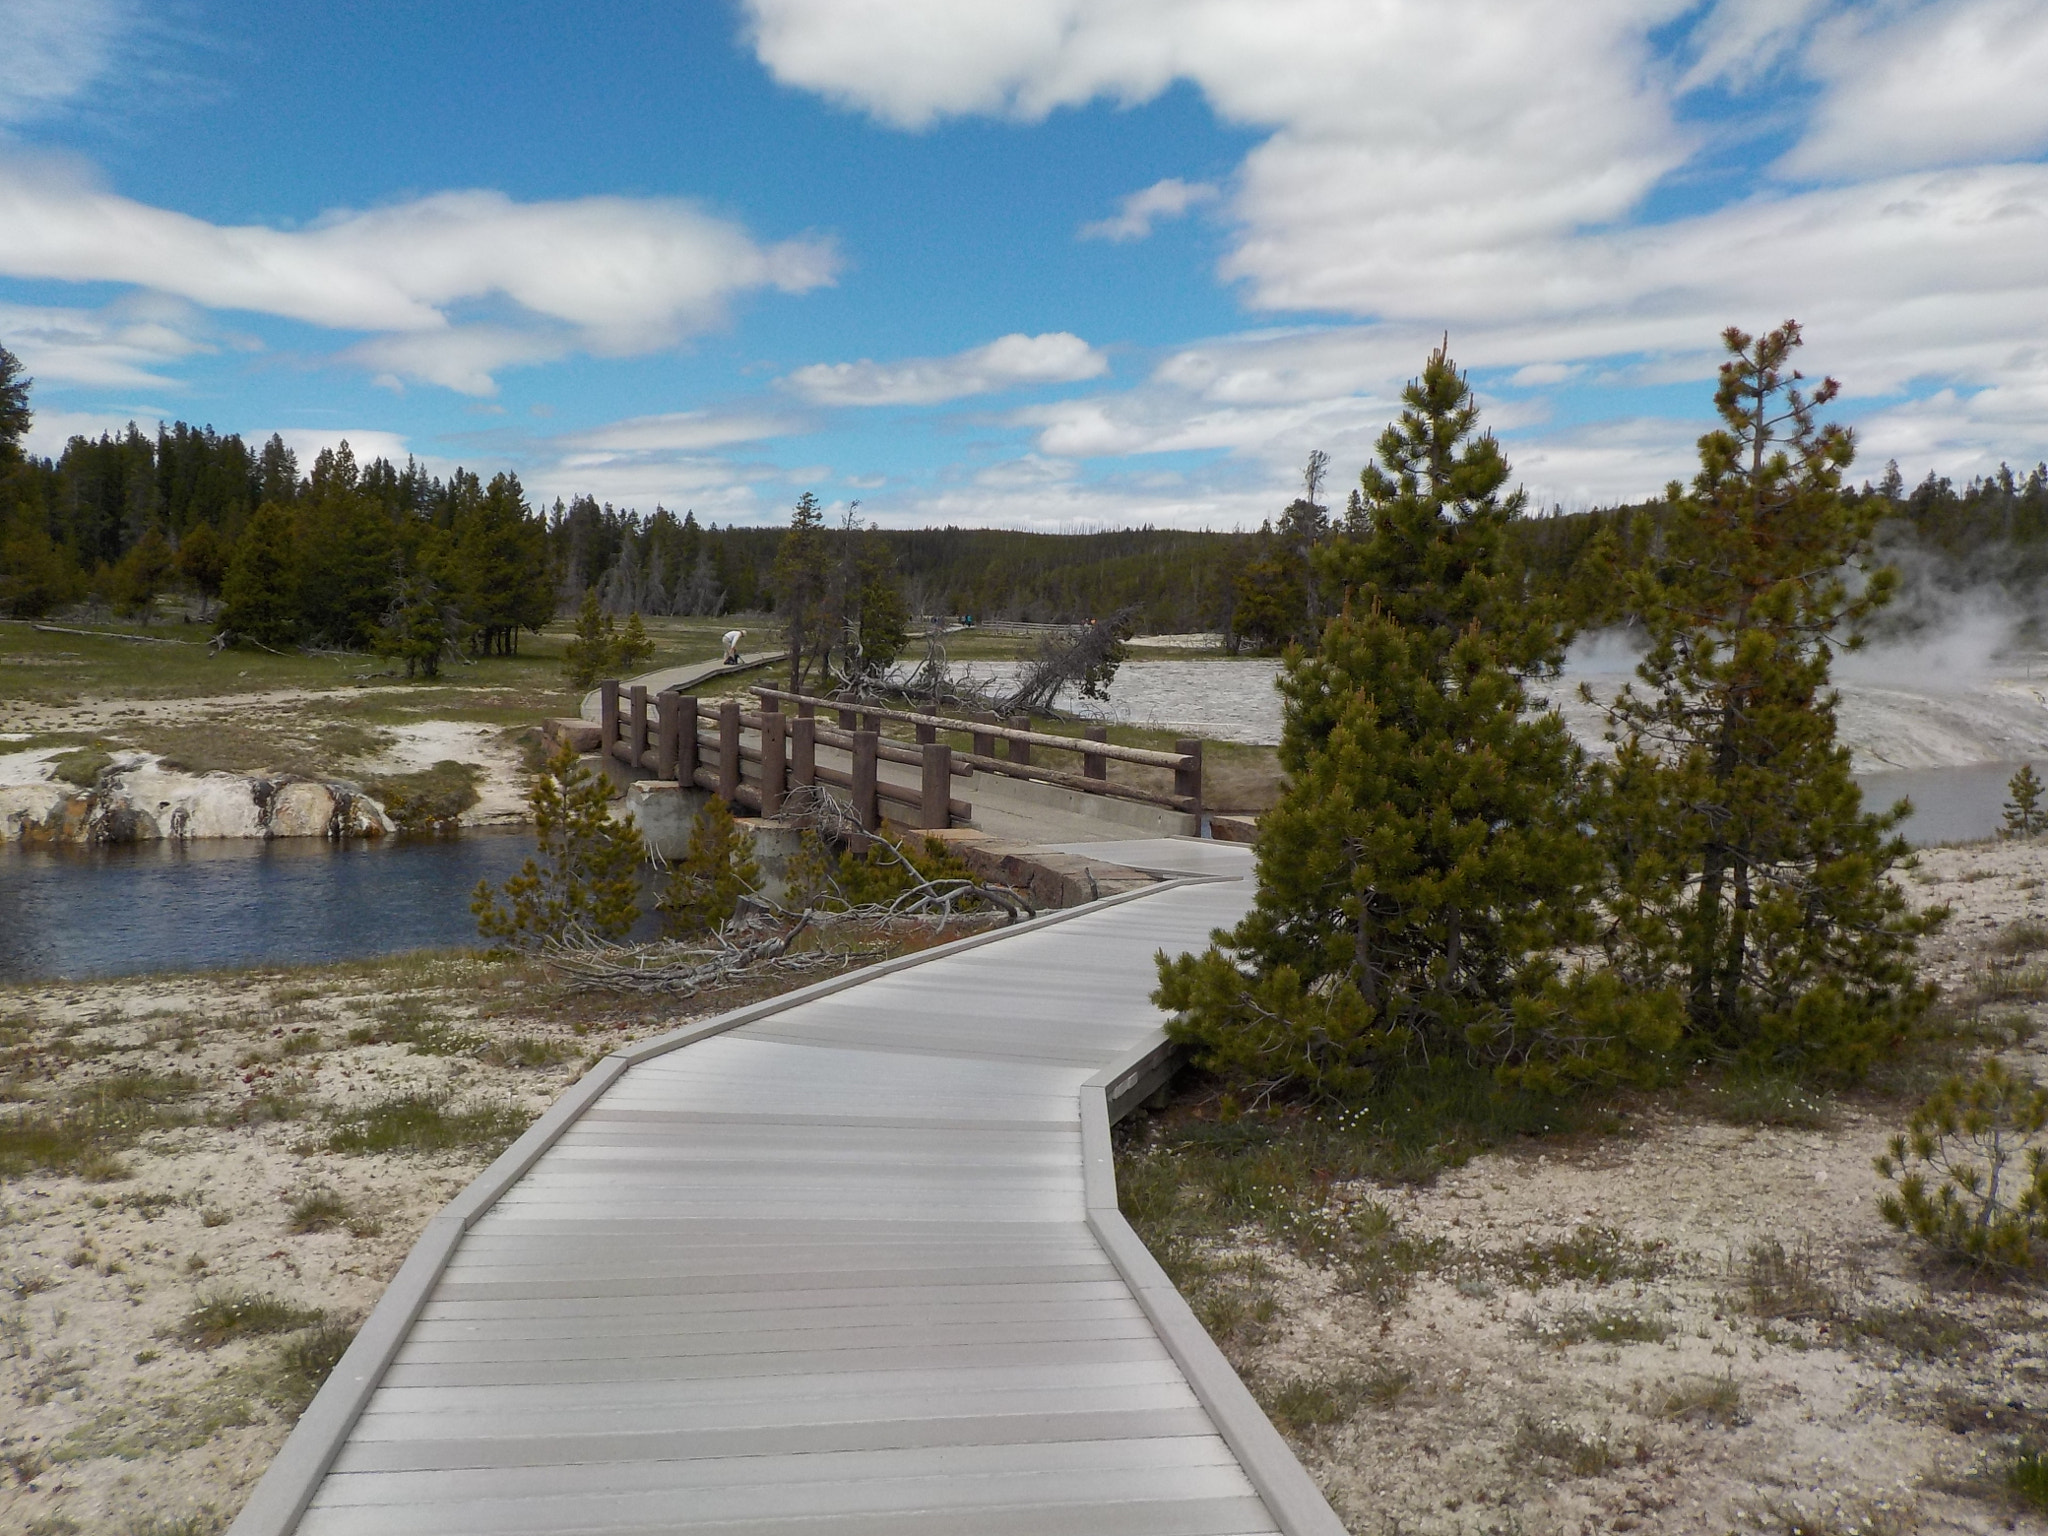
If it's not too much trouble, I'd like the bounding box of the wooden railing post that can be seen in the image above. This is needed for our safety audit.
[851,729,879,835]
[1175,738,1204,820]
[676,695,699,785]
[920,743,952,830]
[836,693,858,731]
[599,680,620,760]
[972,712,997,759]
[628,685,649,768]
[1006,716,1031,768]
[791,715,816,791]
[761,691,781,716]
[759,710,787,819]
[1082,724,1108,781]
[718,700,742,804]
[915,721,936,746]
[656,689,681,779]
[797,697,816,721]
[861,710,882,735]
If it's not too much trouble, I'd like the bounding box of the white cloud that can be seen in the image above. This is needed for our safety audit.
[267,429,420,473]
[0,295,216,388]
[1080,178,1219,242]
[561,410,803,453]
[1782,0,2048,178]
[19,406,163,460]
[0,160,839,393]
[0,0,127,125]
[783,331,1108,406]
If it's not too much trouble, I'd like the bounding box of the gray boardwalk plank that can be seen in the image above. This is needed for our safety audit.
[256,846,1315,1536]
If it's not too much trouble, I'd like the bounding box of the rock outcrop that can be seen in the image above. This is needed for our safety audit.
[1,764,393,844]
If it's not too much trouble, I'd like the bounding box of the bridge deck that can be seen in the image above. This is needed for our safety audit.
[234,840,1343,1536]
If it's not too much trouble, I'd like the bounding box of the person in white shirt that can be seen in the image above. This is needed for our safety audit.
[722,628,745,665]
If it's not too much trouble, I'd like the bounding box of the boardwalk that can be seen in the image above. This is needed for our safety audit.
[232,840,1344,1536]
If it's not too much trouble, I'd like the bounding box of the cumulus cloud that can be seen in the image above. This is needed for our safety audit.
[783,331,1107,406]
[0,160,838,393]
[1080,178,1219,242]
[1782,0,2048,178]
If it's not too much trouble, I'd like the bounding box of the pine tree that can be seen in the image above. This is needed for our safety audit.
[1156,345,1674,1102]
[658,797,761,936]
[616,610,654,673]
[474,739,644,947]
[109,524,174,620]
[562,588,619,689]
[220,502,300,646]
[2003,764,2046,839]
[773,491,831,689]
[1598,322,1942,1076]
[375,573,451,678]
[0,343,30,465]
[176,520,229,616]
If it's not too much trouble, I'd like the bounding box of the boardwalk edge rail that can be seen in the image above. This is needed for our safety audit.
[1083,1036,1352,1536]
[229,872,1339,1536]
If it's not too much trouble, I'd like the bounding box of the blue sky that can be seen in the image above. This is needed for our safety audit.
[3,0,2047,528]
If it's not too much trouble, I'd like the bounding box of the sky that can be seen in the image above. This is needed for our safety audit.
[2,0,2046,530]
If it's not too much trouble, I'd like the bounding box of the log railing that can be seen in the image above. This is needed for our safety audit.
[749,686,1203,819]
[597,680,971,832]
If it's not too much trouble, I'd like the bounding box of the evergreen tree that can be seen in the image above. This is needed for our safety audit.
[658,797,761,936]
[176,519,229,615]
[297,443,395,648]
[773,491,832,689]
[616,610,654,673]
[454,471,554,656]
[375,573,452,678]
[562,588,620,689]
[1597,322,1941,1075]
[109,523,174,620]
[0,344,29,465]
[2003,764,2046,839]
[474,739,644,947]
[1156,345,1672,1102]
[220,502,301,646]
[0,515,79,617]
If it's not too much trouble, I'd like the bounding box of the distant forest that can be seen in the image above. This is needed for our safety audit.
[3,385,2046,649]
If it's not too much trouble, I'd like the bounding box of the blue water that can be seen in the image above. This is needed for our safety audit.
[0,831,541,982]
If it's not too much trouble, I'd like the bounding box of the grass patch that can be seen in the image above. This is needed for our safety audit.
[1657,1372,1746,1425]
[345,996,486,1056]
[324,1092,530,1155]
[1849,1303,1986,1358]
[49,744,114,786]
[1743,1238,1841,1322]
[265,1318,357,1417]
[177,1290,324,1348]
[0,1071,201,1180]
[365,759,483,833]
[1262,1365,1411,1435]
[1992,920,2048,958]
[1494,1225,1670,1290]
[1969,962,2048,1005]
[1521,1305,1673,1347]
[278,1029,325,1057]
[286,1188,349,1233]
[1706,1071,1835,1129]
[2009,1447,2048,1513]
[1510,1414,1636,1476]
[480,1034,575,1068]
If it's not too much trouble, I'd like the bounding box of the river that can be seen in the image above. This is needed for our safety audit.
[0,830,540,983]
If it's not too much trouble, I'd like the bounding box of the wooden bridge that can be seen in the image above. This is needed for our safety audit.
[228,839,1346,1536]
[584,678,1206,837]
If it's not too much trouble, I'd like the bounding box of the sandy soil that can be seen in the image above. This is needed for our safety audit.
[0,958,669,1535]
[1163,836,2048,1536]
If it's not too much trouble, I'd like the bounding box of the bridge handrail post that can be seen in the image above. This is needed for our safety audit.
[851,729,879,841]
[790,714,816,791]
[1006,716,1031,768]
[1175,738,1204,820]
[598,680,620,761]
[718,700,742,804]
[1082,724,1108,781]
[920,742,952,830]
[760,711,788,819]
[656,688,681,779]
[628,685,650,767]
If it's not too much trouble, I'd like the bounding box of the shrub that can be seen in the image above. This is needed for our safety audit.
[658,797,760,935]
[325,1092,531,1155]
[1876,1058,2048,1271]
[474,738,644,948]
[178,1291,323,1348]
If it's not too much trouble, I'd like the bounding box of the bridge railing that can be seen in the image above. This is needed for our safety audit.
[592,679,1203,831]
[751,686,1202,820]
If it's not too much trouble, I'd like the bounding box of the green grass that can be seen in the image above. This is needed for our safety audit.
[1261,1366,1412,1435]
[49,744,115,786]
[0,1071,201,1180]
[345,997,487,1056]
[1706,1072,1835,1129]
[286,1189,350,1233]
[364,759,483,832]
[1521,1305,1673,1347]
[1850,1304,1986,1358]
[266,1318,358,1417]
[324,1092,531,1155]
[177,1290,324,1348]
[1510,1414,1633,1476]
[1497,1225,1671,1290]
[2009,1448,2048,1513]
[1743,1238,1840,1322]
[1656,1372,1746,1425]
